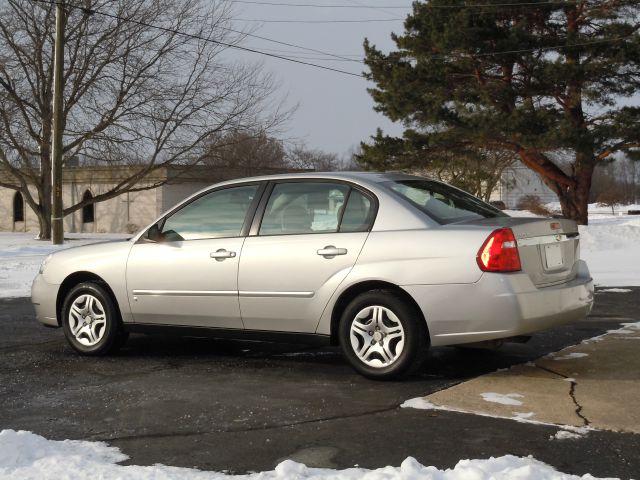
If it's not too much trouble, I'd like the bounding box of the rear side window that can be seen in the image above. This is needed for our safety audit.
[340,189,373,233]
[384,180,505,224]
[259,182,349,235]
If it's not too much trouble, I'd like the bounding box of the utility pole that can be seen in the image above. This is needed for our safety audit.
[51,0,65,245]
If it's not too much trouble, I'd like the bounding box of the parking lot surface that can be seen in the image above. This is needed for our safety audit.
[1,288,639,478]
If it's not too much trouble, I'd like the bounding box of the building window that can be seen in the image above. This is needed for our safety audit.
[13,192,25,222]
[82,190,95,223]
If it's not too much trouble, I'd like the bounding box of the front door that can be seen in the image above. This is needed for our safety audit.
[126,183,260,328]
[238,181,375,333]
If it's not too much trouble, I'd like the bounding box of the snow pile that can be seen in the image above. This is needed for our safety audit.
[0,429,610,480]
[577,215,640,286]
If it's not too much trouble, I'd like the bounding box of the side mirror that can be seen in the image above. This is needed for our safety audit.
[147,224,162,242]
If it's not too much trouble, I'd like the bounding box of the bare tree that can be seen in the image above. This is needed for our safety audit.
[286,143,340,172]
[202,130,288,175]
[0,0,286,239]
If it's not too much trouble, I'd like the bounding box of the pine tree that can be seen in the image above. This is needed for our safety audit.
[360,0,640,224]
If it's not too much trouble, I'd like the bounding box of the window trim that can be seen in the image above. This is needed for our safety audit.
[140,181,267,243]
[249,179,378,237]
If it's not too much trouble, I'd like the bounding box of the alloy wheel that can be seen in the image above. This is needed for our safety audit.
[349,305,405,368]
[68,294,107,347]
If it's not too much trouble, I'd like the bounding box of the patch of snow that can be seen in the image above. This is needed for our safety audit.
[504,210,546,218]
[0,430,611,480]
[480,392,524,406]
[558,425,591,435]
[400,397,439,410]
[598,288,632,293]
[0,233,129,298]
[621,322,640,330]
[551,430,584,441]
[512,412,535,420]
[563,378,576,383]
[553,353,589,361]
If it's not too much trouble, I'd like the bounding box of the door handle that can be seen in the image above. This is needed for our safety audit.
[210,249,236,261]
[317,245,347,258]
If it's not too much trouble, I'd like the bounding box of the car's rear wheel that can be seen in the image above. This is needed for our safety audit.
[62,282,124,355]
[339,289,428,380]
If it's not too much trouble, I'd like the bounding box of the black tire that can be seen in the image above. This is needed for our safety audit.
[338,289,429,380]
[61,282,123,355]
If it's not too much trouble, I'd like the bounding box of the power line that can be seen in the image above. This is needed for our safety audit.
[229,0,412,8]
[421,0,578,7]
[223,27,362,62]
[235,17,403,22]
[28,0,634,76]
[232,0,579,9]
[30,0,366,77]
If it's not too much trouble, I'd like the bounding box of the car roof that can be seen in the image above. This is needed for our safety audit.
[213,171,424,187]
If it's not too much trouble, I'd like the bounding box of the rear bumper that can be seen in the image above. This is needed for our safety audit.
[31,274,60,327]
[402,260,594,347]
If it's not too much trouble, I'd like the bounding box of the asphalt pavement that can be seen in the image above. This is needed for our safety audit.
[1,288,639,478]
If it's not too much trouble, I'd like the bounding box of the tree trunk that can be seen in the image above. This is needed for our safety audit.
[553,157,594,226]
[36,203,52,240]
[36,180,52,240]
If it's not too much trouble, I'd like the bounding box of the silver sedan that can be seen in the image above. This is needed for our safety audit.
[32,172,594,379]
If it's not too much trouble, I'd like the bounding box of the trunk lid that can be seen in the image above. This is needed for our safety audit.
[457,216,580,287]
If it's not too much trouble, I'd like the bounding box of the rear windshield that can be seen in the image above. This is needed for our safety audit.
[383,179,506,224]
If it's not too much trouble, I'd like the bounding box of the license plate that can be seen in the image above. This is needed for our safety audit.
[544,243,563,269]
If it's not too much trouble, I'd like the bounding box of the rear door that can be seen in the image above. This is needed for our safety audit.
[238,181,376,333]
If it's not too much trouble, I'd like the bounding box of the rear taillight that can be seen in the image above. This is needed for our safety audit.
[477,228,521,272]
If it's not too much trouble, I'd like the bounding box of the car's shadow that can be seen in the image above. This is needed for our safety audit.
[101,313,621,383]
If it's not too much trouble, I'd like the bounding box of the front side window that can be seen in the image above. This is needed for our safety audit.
[161,184,258,241]
[259,182,350,235]
[385,179,505,224]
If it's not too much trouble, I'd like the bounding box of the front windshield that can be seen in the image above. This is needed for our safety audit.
[384,179,506,224]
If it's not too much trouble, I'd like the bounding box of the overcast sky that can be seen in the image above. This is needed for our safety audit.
[225,1,410,156]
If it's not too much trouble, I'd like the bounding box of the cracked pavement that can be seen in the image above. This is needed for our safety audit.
[1,288,639,478]
[420,316,640,433]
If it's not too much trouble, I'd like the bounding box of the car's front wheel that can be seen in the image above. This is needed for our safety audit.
[62,282,124,355]
[339,289,428,380]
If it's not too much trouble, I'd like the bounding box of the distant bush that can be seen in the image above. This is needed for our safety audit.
[596,190,625,215]
[517,195,552,216]
[490,200,507,210]
[126,223,140,234]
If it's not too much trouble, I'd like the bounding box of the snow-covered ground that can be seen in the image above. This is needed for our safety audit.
[0,233,129,298]
[1,204,639,298]
[0,429,609,480]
